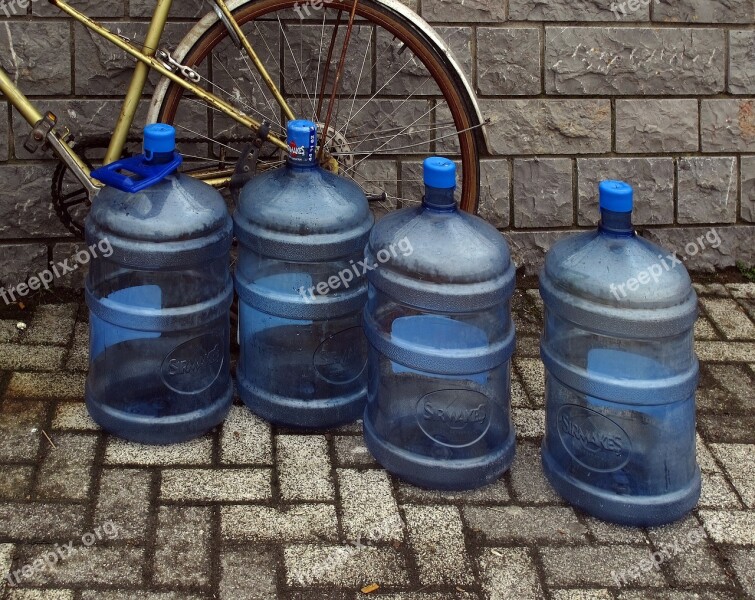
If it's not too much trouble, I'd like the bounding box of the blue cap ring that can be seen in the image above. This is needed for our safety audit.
[423,157,456,189]
[599,180,634,213]
[144,123,176,156]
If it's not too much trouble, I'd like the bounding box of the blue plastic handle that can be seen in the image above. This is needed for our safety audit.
[90,153,183,193]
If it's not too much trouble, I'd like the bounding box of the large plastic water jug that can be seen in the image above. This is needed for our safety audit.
[362,157,516,490]
[540,180,700,526]
[85,124,233,444]
[234,120,373,428]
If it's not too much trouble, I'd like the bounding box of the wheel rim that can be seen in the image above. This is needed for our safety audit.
[157,0,481,214]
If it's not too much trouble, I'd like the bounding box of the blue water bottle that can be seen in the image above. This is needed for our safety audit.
[234,120,373,428]
[362,157,517,490]
[540,180,701,526]
[85,124,234,444]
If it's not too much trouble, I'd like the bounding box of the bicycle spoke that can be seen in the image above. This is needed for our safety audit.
[311,11,328,122]
[279,16,316,118]
[341,26,373,141]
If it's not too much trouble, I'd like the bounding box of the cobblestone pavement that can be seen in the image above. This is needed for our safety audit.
[0,281,753,600]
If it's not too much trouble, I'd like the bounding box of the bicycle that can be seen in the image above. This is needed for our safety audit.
[0,0,487,237]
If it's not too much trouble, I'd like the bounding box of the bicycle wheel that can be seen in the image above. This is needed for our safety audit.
[150,0,484,214]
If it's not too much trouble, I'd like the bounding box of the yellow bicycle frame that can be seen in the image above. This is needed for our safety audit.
[0,0,292,188]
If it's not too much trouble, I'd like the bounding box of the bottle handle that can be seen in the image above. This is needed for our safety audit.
[90,153,183,193]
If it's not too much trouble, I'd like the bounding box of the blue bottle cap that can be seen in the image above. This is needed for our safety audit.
[144,123,176,155]
[287,119,317,163]
[423,157,456,189]
[599,180,634,213]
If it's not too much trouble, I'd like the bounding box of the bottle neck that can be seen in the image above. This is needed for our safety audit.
[146,150,176,165]
[286,155,317,170]
[422,185,457,211]
[599,208,634,236]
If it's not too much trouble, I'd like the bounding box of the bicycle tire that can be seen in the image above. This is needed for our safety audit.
[152,0,484,213]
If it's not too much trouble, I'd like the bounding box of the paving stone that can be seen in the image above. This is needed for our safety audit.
[277,435,334,502]
[728,283,755,299]
[10,544,144,587]
[0,400,46,462]
[701,99,755,152]
[23,305,77,346]
[0,320,22,343]
[477,28,541,95]
[616,100,698,153]
[64,322,89,372]
[699,364,755,412]
[696,433,720,474]
[545,28,725,95]
[334,435,378,467]
[700,298,755,340]
[477,548,543,600]
[694,283,731,297]
[678,157,738,224]
[345,594,477,600]
[153,506,211,588]
[514,357,545,404]
[220,549,278,600]
[513,158,573,228]
[699,472,743,509]
[403,504,474,586]
[104,436,213,465]
[221,504,338,542]
[510,441,562,503]
[398,477,509,504]
[35,433,97,501]
[710,444,755,507]
[94,469,151,542]
[616,592,735,600]
[80,593,203,600]
[339,469,403,543]
[0,346,65,373]
[694,316,720,340]
[5,373,85,400]
[729,30,755,94]
[700,510,755,545]
[512,408,545,439]
[465,505,587,544]
[478,159,511,229]
[653,0,753,22]
[726,548,755,597]
[551,591,613,600]
[511,371,532,408]
[515,336,540,361]
[284,545,409,587]
[695,341,755,363]
[160,468,272,502]
[6,590,76,600]
[1,542,13,585]
[51,402,99,431]
[511,290,544,337]
[698,413,755,443]
[582,515,649,544]
[219,405,272,465]
[481,99,611,155]
[578,158,675,226]
[541,545,666,587]
[667,543,730,586]
[0,465,33,500]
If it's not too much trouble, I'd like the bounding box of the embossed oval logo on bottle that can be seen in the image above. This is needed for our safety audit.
[314,326,368,385]
[161,334,224,394]
[417,389,491,448]
[557,404,632,472]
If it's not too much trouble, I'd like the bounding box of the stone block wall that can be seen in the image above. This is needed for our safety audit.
[0,0,753,289]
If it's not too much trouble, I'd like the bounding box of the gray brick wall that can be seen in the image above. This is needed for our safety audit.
[0,0,753,288]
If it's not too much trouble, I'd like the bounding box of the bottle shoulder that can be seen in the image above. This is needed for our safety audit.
[543,228,694,309]
[89,174,230,242]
